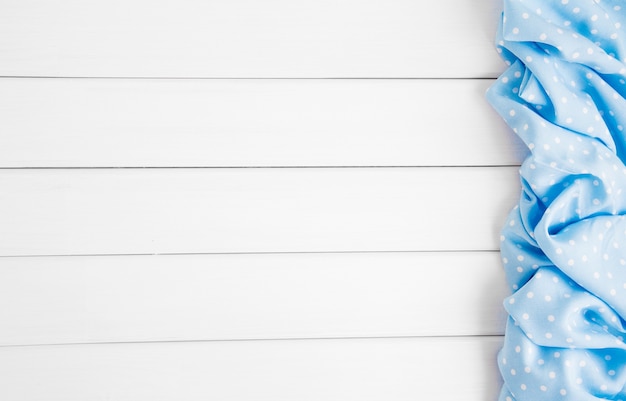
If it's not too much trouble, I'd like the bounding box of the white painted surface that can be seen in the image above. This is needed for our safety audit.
[0,78,524,168]
[0,252,508,346]
[0,167,519,256]
[0,0,512,399]
[0,337,503,401]
[0,0,504,78]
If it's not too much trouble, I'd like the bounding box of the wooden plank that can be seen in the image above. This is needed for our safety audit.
[0,0,504,78]
[0,167,519,256]
[0,252,508,346]
[0,78,525,168]
[0,336,503,401]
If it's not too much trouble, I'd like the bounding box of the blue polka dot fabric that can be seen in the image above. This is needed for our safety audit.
[486,0,626,400]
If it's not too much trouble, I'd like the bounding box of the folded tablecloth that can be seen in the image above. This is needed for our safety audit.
[487,0,626,399]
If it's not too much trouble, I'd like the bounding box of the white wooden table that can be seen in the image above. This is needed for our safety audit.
[0,1,522,399]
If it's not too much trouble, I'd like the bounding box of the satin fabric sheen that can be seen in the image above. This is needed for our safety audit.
[486,0,626,400]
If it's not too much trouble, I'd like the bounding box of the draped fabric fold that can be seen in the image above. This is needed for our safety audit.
[486,0,626,399]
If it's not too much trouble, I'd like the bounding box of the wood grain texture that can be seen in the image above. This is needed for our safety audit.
[0,78,525,168]
[0,167,520,256]
[0,336,504,401]
[0,0,513,398]
[0,0,504,78]
[0,252,508,346]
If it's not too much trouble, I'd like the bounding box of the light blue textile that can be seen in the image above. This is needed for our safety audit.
[486,0,626,400]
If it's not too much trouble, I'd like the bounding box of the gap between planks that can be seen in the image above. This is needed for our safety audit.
[0,335,505,349]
